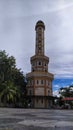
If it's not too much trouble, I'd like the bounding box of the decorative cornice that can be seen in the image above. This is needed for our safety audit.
[26,71,54,80]
[31,55,49,63]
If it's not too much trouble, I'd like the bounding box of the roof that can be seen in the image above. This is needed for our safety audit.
[62,97,73,101]
[35,20,45,30]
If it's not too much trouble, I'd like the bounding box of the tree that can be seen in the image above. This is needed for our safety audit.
[0,50,26,107]
[0,81,20,107]
[59,85,73,98]
[59,85,73,108]
[0,50,16,83]
[11,68,27,107]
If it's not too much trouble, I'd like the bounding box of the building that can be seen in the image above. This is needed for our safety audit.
[26,20,54,108]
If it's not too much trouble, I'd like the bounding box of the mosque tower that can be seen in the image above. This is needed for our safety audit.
[26,20,54,108]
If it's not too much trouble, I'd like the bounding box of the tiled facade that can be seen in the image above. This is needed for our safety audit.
[26,21,54,108]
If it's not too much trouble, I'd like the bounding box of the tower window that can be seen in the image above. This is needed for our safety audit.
[39,27,41,30]
[29,90,32,95]
[38,61,41,65]
[37,80,39,84]
[48,82,50,86]
[38,40,41,43]
[41,99,43,103]
[45,69,47,72]
[41,80,43,84]
[36,98,38,103]
[38,47,41,50]
[45,63,47,66]
[46,80,50,86]
[48,90,50,95]
[32,68,34,72]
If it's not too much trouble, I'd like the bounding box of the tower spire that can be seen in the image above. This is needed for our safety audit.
[35,20,45,55]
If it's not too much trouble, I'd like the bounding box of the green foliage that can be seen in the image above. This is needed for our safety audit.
[0,81,20,106]
[0,50,16,83]
[59,85,73,98]
[0,50,27,107]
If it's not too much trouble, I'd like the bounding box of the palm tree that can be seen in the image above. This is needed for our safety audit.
[0,81,20,107]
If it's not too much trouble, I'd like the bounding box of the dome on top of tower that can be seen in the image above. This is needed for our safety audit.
[35,20,45,30]
[37,20,44,24]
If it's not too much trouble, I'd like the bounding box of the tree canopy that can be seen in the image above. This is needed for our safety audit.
[0,50,27,107]
[59,85,73,98]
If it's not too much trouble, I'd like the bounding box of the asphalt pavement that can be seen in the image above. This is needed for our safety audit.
[0,108,73,130]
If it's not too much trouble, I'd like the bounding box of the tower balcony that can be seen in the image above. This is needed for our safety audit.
[26,71,54,80]
[31,55,49,63]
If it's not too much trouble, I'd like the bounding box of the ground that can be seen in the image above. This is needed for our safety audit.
[0,108,73,130]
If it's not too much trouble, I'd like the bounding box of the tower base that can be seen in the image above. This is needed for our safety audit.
[27,96,54,109]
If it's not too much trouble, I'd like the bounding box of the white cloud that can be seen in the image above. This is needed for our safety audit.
[53,90,60,97]
[0,0,73,78]
[53,85,60,89]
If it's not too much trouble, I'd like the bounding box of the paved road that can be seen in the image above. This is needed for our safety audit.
[0,108,73,130]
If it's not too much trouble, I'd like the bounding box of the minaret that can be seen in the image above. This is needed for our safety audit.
[35,20,45,55]
[31,21,49,73]
[26,20,54,108]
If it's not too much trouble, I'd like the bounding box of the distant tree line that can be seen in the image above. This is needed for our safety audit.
[0,50,27,107]
[56,85,73,108]
[59,85,73,98]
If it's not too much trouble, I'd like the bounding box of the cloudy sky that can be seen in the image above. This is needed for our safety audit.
[0,0,73,93]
